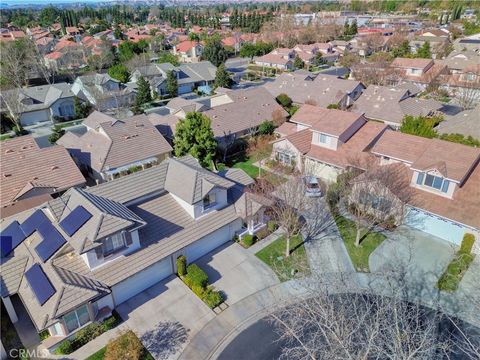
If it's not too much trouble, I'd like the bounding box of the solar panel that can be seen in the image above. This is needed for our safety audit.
[0,221,26,257]
[20,209,50,237]
[59,206,93,237]
[24,263,56,305]
[35,222,66,262]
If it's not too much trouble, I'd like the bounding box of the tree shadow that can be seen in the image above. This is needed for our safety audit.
[141,321,189,360]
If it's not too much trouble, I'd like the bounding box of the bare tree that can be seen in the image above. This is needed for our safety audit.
[450,67,480,110]
[1,88,25,131]
[338,157,414,247]
[87,52,115,72]
[0,39,33,88]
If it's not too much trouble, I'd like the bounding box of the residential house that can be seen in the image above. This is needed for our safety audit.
[389,57,448,90]
[370,130,480,246]
[265,70,365,109]
[436,105,480,139]
[130,61,216,96]
[35,36,56,55]
[173,40,203,63]
[272,104,387,182]
[0,30,26,42]
[254,48,296,70]
[0,136,85,217]
[453,35,480,52]
[57,111,172,182]
[409,35,449,58]
[436,61,480,102]
[0,156,261,353]
[350,85,443,128]
[71,73,136,111]
[44,40,86,70]
[148,87,288,145]
[1,83,77,126]
[222,35,244,53]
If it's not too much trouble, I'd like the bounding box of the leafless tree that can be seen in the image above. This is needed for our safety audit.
[338,157,415,247]
[87,52,115,72]
[0,39,33,88]
[1,88,25,131]
[450,68,480,110]
[271,108,287,127]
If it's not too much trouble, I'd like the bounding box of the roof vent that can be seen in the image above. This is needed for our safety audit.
[5,149,14,154]
[51,165,59,170]
[21,145,29,150]
[3,173,12,178]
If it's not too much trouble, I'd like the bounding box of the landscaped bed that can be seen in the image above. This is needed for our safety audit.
[85,330,154,360]
[177,258,223,309]
[255,234,309,282]
[333,214,386,272]
[437,233,476,292]
[1,302,27,359]
[55,311,122,355]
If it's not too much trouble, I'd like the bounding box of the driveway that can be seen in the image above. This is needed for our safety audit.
[369,226,456,293]
[194,242,279,305]
[117,276,214,360]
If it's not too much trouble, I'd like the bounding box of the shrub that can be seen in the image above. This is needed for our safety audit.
[185,264,208,288]
[101,312,121,331]
[267,220,278,232]
[460,233,475,254]
[105,330,144,360]
[55,339,73,355]
[243,234,255,247]
[327,103,339,109]
[256,228,269,240]
[276,93,292,108]
[177,255,187,277]
[232,234,239,242]
[39,329,50,340]
[75,323,104,347]
[258,120,275,135]
[191,284,205,298]
[202,288,223,308]
[216,162,226,171]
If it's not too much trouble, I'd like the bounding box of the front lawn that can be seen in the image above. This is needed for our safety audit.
[85,331,154,360]
[333,214,386,272]
[256,234,309,282]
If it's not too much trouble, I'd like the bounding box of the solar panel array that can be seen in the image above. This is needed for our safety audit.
[0,221,26,257]
[20,209,50,237]
[59,206,93,237]
[35,222,67,262]
[24,263,56,305]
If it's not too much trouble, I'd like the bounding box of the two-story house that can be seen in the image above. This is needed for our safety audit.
[389,57,448,90]
[71,73,136,111]
[272,104,387,182]
[0,156,261,353]
[173,40,203,63]
[57,111,172,182]
[370,130,480,246]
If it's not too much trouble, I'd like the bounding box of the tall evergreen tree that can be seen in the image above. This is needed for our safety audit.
[134,76,152,108]
[214,63,232,88]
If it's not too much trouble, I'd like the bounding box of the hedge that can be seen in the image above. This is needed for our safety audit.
[243,234,255,247]
[460,233,475,254]
[185,264,208,288]
[177,255,187,277]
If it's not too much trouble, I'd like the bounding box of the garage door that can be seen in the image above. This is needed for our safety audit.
[20,110,50,126]
[112,257,172,305]
[405,208,465,245]
[186,225,231,263]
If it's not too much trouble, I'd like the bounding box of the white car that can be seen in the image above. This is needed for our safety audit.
[303,176,322,197]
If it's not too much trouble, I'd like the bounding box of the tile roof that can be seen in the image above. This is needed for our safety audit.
[265,71,363,107]
[275,121,298,137]
[391,57,434,70]
[175,40,199,53]
[290,104,365,137]
[0,136,85,210]
[58,112,172,172]
[436,105,480,138]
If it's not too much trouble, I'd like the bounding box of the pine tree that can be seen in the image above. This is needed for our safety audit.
[166,70,178,97]
[214,63,232,88]
[134,76,152,109]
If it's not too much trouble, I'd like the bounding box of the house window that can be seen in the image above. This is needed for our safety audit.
[319,133,327,144]
[277,152,292,165]
[63,304,90,333]
[102,232,125,256]
[417,172,449,193]
[203,192,216,210]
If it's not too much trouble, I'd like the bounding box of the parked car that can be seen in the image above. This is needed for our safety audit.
[303,176,322,197]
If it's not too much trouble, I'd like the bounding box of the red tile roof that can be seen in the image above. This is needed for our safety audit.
[175,40,198,53]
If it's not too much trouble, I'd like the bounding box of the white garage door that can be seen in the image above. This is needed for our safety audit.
[405,208,465,245]
[186,225,231,263]
[112,257,172,305]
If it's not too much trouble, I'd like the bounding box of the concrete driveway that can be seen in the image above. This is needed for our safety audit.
[194,242,279,305]
[117,276,214,360]
[369,226,456,292]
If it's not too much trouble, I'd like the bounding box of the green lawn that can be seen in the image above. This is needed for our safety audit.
[231,157,261,179]
[256,234,309,282]
[0,133,12,141]
[333,214,386,272]
[437,252,475,292]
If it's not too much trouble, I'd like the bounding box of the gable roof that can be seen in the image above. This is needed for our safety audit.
[436,105,480,138]
[290,104,365,137]
[1,136,85,211]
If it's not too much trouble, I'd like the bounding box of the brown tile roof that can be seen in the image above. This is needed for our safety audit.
[391,57,434,70]
[0,136,85,210]
[275,121,298,137]
[290,104,365,137]
[255,53,291,65]
[58,114,172,172]
[284,129,312,154]
[371,130,431,163]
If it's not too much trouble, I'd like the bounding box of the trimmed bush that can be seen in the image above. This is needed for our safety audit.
[276,93,292,108]
[55,339,73,355]
[105,330,144,360]
[191,284,205,298]
[460,233,475,254]
[177,255,187,277]
[75,322,104,347]
[185,264,209,288]
[258,120,275,135]
[216,163,226,171]
[243,234,255,247]
[267,220,277,233]
[202,288,223,309]
[256,228,269,240]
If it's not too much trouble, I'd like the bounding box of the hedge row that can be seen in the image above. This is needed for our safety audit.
[180,264,223,309]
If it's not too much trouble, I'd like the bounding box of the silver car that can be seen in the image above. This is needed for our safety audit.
[303,176,322,197]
